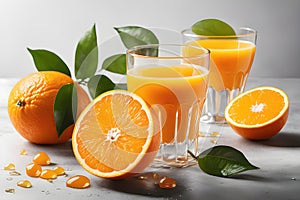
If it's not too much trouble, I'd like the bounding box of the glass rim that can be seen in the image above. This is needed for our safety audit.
[126,43,210,60]
[181,27,257,39]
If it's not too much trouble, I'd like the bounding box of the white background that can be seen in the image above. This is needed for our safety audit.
[1,0,300,78]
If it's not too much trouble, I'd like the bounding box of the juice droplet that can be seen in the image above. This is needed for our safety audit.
[198,132,205,137]
[33,152,51,166]
[153,172,159,179]
[211,132,220,137]
[53,166,65,176]
[5,188,15,193]
[6,177,13,181]
[210,139,217,144]
[9,171,21,176]
[20,149,27,155]
[66,175,90,189]
[17,180,32,188]
[137,175,148,180]
[40,169,57,179]
[4,163,15,170]
[26,163,42,177]
[158,177,176,189]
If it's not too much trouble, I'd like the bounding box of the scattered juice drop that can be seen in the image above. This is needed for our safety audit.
[158,177,176,189]
[5,188,15,193]
[137,172,160,180]
[210,139,217,144]
[9,171,21,176]
[26,163,42,177]
[198,132,205,137]
[33,152,51,166]
[137,175,148,180]
[20,149,27,155]
[53,166,65,176]
[17,180,32,188]
[4,163,16,170]
[211,132,220,137]
[66,175,90,189]
[40,169,57,179]
[153,172,160,179]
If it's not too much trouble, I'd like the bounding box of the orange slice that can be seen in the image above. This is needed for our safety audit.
[72,90,160,179]
[225,86,289,140]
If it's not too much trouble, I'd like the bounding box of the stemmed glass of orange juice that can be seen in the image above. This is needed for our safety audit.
[182,28,257,124]
[126,44,210,167]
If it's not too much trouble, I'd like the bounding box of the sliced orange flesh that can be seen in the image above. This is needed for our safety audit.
[226,88,287,126]
[225,86,289,140]
[72,90,159,179]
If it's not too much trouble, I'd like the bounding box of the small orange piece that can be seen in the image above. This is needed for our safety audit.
[26,163,42,177]
[66,175,90,189]
[53,166,65,176]
[225,86,289,140]
[17,180,32,188]
[33,152,51,165]
[4,163,16,170]
[7,71,90,144]
[158,176,177,189]
[40,169,57,179]
[72,90,160,179]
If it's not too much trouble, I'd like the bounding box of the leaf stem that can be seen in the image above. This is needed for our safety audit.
[187,150,198,160]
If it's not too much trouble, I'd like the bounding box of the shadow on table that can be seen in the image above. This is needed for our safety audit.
[256,132,300,147]
[96,173,187,198]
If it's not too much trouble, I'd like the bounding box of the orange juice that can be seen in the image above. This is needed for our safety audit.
[127,64,208,143]
[187,39,256,91]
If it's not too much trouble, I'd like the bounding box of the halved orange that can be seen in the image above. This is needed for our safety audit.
[225,86,289,140]
[72,90,160,179]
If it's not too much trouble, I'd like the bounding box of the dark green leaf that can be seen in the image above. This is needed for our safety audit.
[189,145,259,177]
[192,19,236,36]
[27,48,71,77]
[102,54,126,74]
[114,26,159,49]
[87,74,116,99]
[75,24,98,79]
[54,83,77,138]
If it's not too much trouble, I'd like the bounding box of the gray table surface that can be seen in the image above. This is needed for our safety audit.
[1,77,299,200]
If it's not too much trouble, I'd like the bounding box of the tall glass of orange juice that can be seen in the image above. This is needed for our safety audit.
[182,28,257,124]
[126,44,210,167]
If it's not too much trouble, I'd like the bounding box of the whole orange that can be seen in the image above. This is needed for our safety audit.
[7,71,90,144]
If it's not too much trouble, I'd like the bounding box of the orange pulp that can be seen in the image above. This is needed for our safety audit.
[127,64,208,143]
[187,39,256,91]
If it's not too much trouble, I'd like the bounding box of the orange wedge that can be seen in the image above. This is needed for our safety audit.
[72,90,160,179]
[225,86,289,140]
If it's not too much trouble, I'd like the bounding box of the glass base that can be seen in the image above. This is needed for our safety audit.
[150,154,197,168]
[201,87,244,124]
[200,113,226,124]
[149,140,198,168]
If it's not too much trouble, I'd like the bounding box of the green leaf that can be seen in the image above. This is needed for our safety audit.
[27,48,71,77]
[114,26,159,49]
[192,19,236,36]
[54,83,77,138]
[102,54,126,74]
[75,24,98,80]
[87,74,116,99]
[189,145,259,177]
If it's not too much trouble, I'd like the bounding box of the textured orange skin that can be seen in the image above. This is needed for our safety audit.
[7,71,90,144]
[228,107,289,140]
